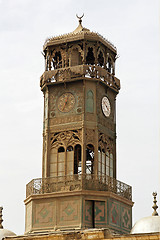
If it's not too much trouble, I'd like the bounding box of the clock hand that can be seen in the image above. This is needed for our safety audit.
[104,103,109,111]
[62,96,68,110]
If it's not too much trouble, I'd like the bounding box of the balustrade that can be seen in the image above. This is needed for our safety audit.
[26,174,132,201]
[40,65,120,91]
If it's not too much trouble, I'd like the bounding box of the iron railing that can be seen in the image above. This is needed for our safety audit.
[26,174,132,201]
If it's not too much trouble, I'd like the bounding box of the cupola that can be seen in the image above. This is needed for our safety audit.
[131,192,160,234]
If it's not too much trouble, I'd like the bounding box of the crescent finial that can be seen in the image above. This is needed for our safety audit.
[76,13,84,25]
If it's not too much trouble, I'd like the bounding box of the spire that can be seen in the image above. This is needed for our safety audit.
[73,14,89,34]
[152,192,159,216]
[0,206,3,228]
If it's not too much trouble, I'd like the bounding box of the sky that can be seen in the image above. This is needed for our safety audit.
[0,0,159,235]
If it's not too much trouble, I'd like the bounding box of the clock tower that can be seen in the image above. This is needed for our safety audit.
[25,16,133,234]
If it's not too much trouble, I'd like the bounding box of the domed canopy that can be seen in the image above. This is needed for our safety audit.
[131,216,160,234]
[43,15,116,53]
[131,192,160,234]
[0,229,16,240]
[0,207,16,240]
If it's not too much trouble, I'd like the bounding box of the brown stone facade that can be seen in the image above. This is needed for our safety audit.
[24,19,133,235]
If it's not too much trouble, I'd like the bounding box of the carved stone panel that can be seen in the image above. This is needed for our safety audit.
[58,199,81,226]
[33,201,56,229]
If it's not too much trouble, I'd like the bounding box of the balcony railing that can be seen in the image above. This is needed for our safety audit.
[26,174,132,201]
[40,65,120,91]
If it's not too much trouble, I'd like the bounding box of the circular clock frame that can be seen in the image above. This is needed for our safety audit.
[101,96,111,117]
[57,92,75,113]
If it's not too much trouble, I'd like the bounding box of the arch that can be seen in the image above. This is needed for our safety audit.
[68,44,83,66]
[86,90,94,113]
[67,146,73,151]
[71,48,82,66]
[98,132,114,178]
[57,146,65,176]
[58,146,65,152]
[97,50,105,67]
[86,47,95,65]
[67,145,74,175]
[86,144,94,174]
[74,144,82,174]
[52,51,62,69]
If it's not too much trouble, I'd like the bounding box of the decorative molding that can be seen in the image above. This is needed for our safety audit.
[98,132,114,151]
[50,129,82,149]
[50,115,82,125]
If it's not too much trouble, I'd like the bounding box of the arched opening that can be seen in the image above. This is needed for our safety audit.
[67,146,74,175]
[58,146,65,176]
[58,146,65,152]
[86,144,94,174]
[52,51,62,69]
[71,49,82,66]
[98,51,104,67]
[86,47,95,65]
[67,146,73,151]
[74,144,81,174]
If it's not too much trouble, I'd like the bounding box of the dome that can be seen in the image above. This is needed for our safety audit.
[0,207,16,240]
[0,228,16,240]
[131,216,160,234]
[131,192,160,234]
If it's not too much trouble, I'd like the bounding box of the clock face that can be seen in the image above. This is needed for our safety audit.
[101,96,111,117]
[57,92,75,113]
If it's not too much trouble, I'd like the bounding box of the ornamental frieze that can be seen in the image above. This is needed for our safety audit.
[50,115,82,126]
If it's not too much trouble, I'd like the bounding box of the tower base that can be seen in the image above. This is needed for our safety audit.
[25,190,133,234]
